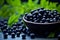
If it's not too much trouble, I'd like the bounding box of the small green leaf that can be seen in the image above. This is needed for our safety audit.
[8,14,18,26]
[48,32,55,38]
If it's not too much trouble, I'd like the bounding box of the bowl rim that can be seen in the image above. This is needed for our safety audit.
[23,15,60,25]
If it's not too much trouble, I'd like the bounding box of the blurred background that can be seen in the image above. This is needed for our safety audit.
[0,0,60,26]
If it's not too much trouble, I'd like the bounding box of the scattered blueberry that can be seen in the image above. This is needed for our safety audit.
[58,34,60,40]
[30,33,35,39]
[11,32,15,38]
[22,34,26,39]
[3,33,8,39]
[16,32,20,37]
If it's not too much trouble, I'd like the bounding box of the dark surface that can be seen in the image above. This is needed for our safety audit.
[0,32,58,40]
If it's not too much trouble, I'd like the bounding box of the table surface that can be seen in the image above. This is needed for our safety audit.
[0,32,58,40]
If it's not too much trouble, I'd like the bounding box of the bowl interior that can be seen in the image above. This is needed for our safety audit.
[23,15,60,25]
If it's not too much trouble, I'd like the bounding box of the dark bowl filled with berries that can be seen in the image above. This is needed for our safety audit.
[23,8,60,35]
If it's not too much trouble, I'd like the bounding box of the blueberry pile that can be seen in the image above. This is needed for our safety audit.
[0,17,26,39]
[25,8,60,23]
[0,16,36,39]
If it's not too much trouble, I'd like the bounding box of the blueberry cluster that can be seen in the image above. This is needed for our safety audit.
[0,15,37,39]
[25,8,60,23]
[0,17,27,39]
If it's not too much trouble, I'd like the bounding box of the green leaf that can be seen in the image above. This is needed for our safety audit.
[8,14,19,26]
[57,5,60,13]
[48,32,55,38]
[0,0,4,5]
[40,0,47,8]
[6,0,21,6]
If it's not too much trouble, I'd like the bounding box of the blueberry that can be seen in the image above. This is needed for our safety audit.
[59,17,60,20]
[50,15,54,18]
[38,8,44,11]
[44,21,49,23]
[50,11,54,15]
[43,15,46,18]
[40,21,43,23]
[40,8,44,10]
[32,11,39,15]
[29,17,33,21]
[27,31,30,36]
[39,9,44,14]
[16,32,20,37]
[0,24,4,31]
[34,19,38,22]
[53,10,57,13]
[57,15,60,17]
[45,10,50,13]
[11,28,14,31]
[3,33,8,39]
[33,18,37,21]
[12,23,17,26]
[37,8,44,11]
[8,30,12,35]
[26,14,33,21]
[53,18,57,22]
[11,32,15,38]
[19,18,22,21]
[16,28,20,32]
[27,14,32,18]
[33,15,37,18]
[42,18,46,20]
[3,29,7,34]
[22,28,27,34]
[6,28,10,32]
[50,19,54,23]
[22,34,26,39]
[1,25,7,31]
[37,14,42,18]
[55,15,60,20]
[0,23,3,27]
[25,13,28,16]
[3,21,7,25]
[58,34,60,40]
[17,22,23,26]
[19,24,24,28]
[46,18,50,22]
[12,30,16,34]
[48,12,51,15]
[53,13,57,16]
[0,20,4,23]
[37,8,41,11]
[31,10,36,14]
[30,33,35,39]
[41,18,46,23]
[24,17,28,20]
[48,10,51,12]
[4,25,7,29]
[13,26,16,30]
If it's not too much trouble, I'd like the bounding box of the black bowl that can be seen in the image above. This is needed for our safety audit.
[23,16,60,35]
